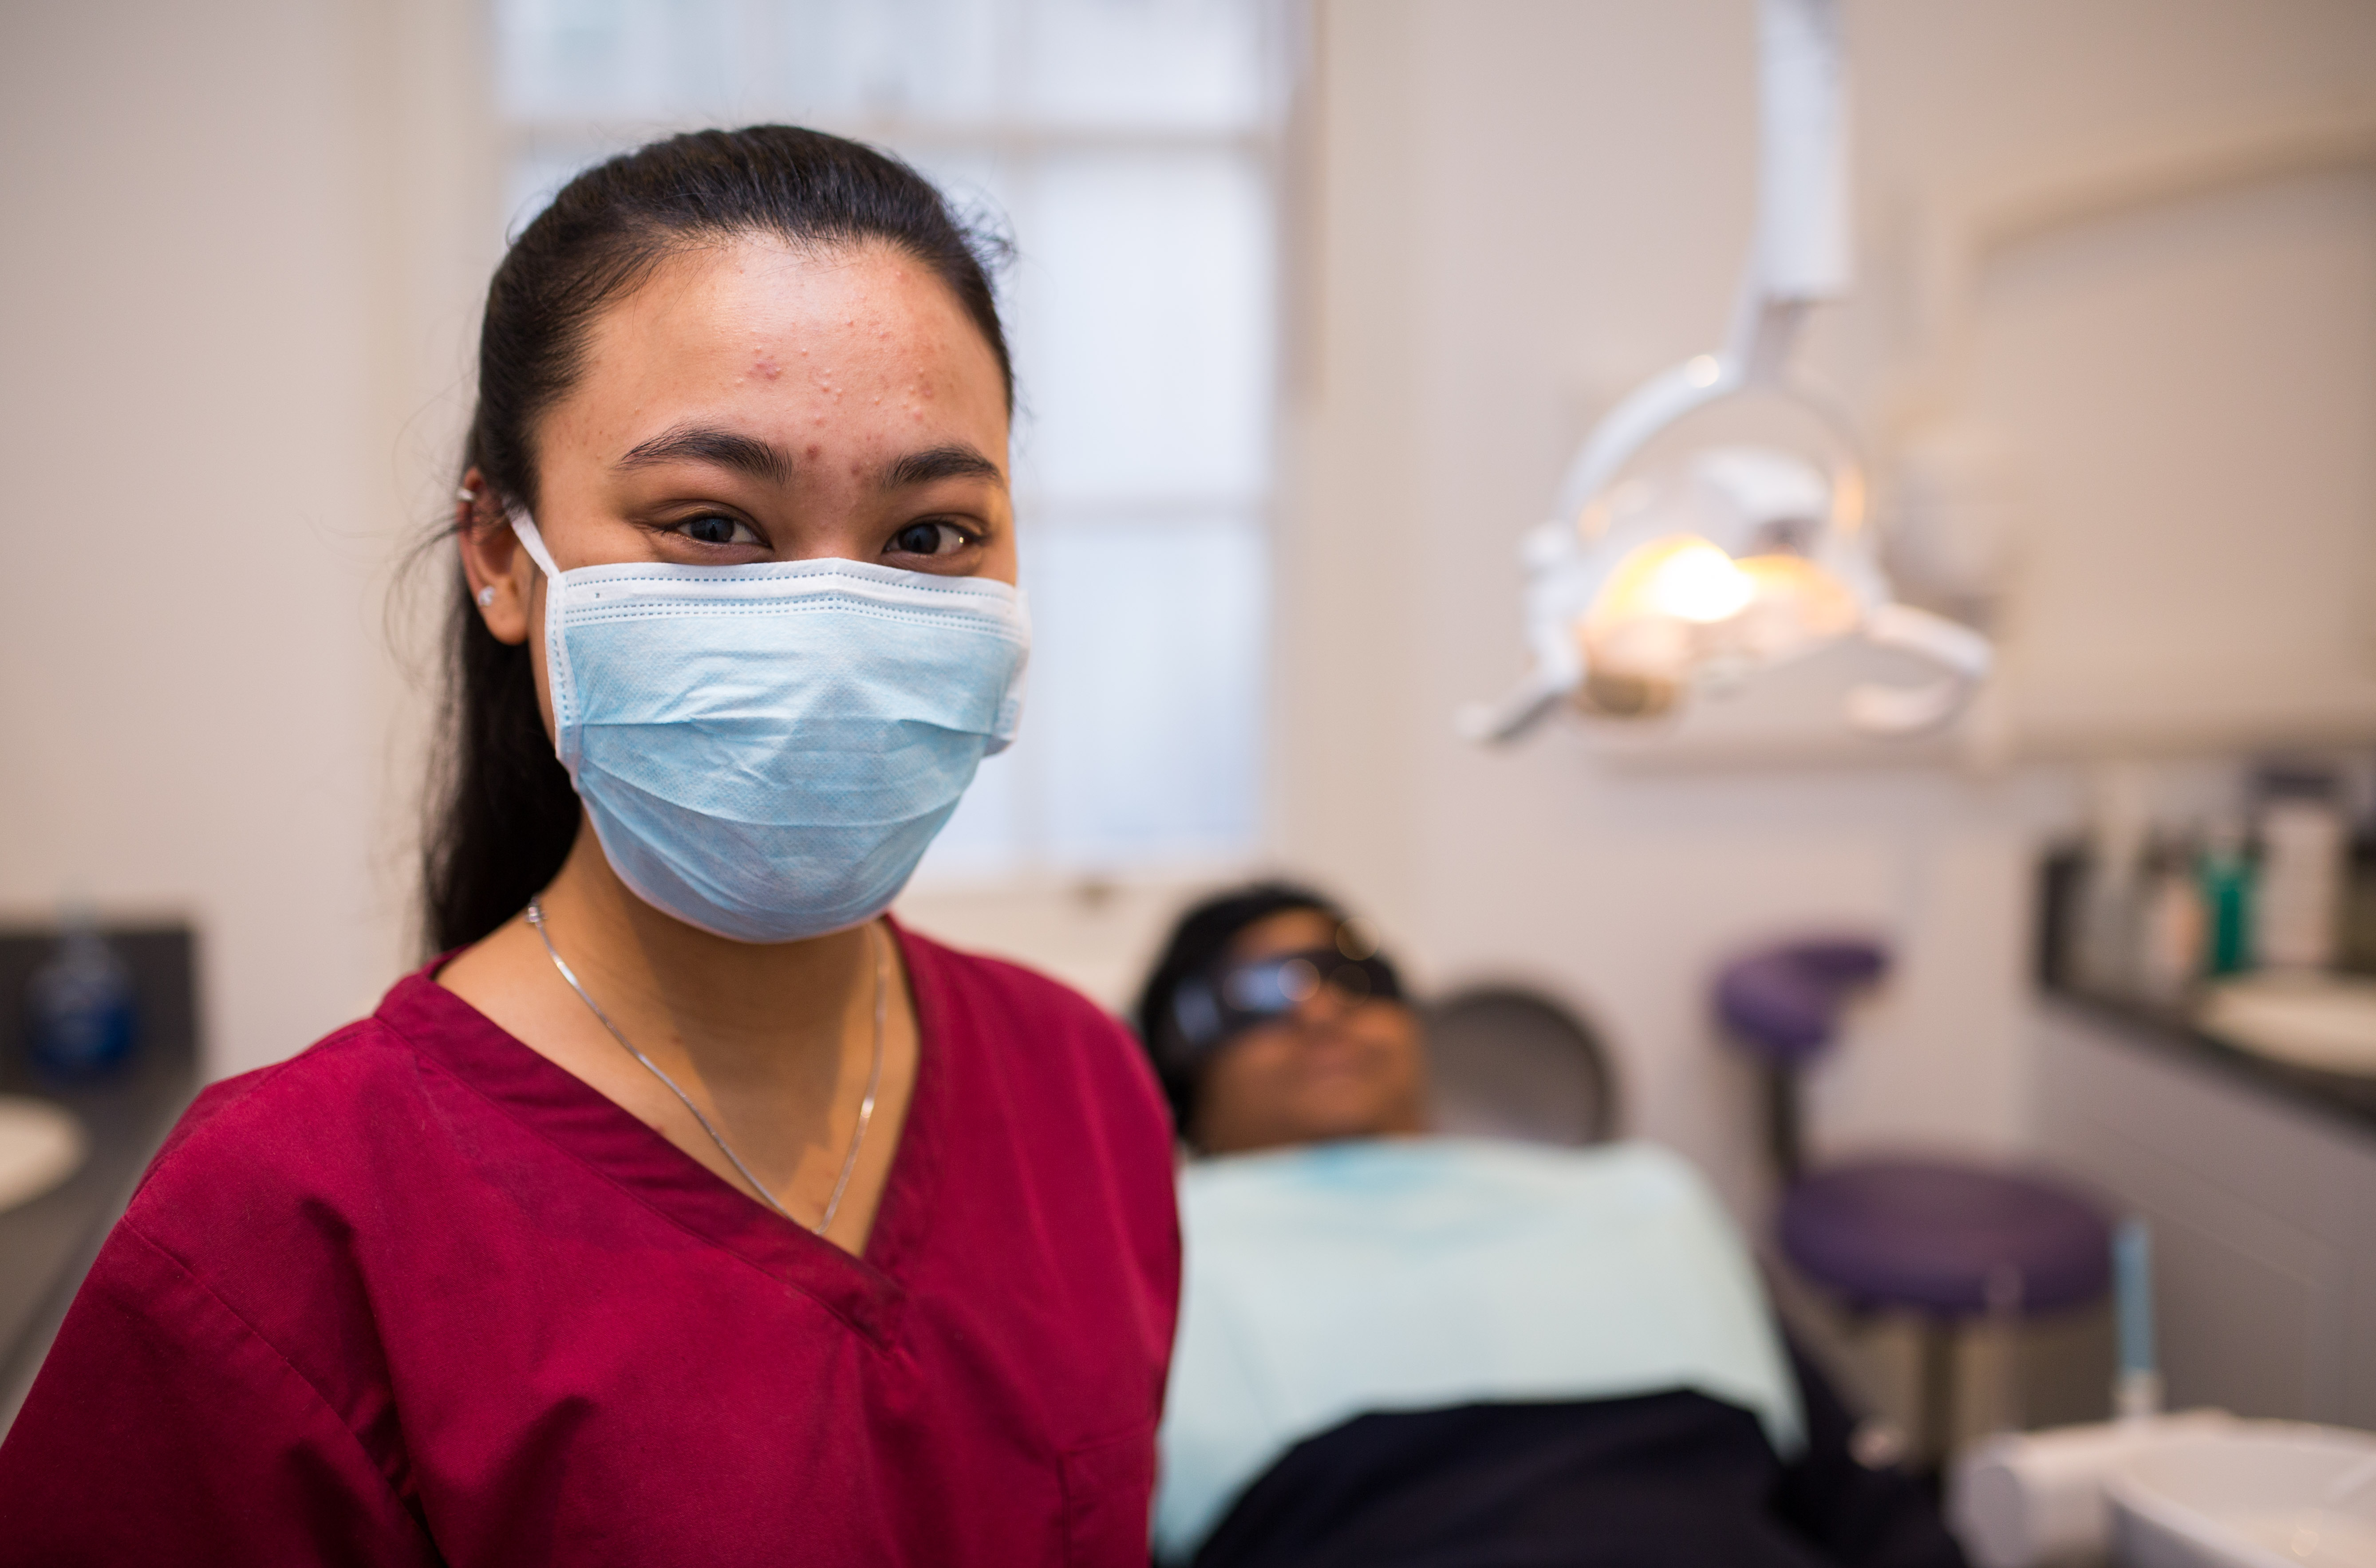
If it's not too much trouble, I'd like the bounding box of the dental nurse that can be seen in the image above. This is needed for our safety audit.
[0,127,1179,1567]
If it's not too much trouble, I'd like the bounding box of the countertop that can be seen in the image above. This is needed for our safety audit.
[2036,850,2376,1139]
[2039,985,2376,1137]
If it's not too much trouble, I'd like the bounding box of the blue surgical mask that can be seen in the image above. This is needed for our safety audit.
[509,513,1029,942]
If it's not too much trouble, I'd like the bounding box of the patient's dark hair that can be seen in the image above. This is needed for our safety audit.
[422,126,1013,953]
[1133,881,1351,1138]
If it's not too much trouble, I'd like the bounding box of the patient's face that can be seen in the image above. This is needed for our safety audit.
[1191,908,1431,1155]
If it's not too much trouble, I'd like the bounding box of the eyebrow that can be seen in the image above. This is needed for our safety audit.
[884,443,1006,491]
[614,426,1005,494]
[616,424,796,486]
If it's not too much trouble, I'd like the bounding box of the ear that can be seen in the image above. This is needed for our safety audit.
[455,468,534,646]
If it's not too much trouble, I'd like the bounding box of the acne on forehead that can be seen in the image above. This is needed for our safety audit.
[554,238,1006,460]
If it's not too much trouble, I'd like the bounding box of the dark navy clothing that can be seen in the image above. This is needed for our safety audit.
[1191,1348,1965,1568]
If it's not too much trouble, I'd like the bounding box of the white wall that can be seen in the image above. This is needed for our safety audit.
[0,0,494,1078]
[1271,0,2376,1220]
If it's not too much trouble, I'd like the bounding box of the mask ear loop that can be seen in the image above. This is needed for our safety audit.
[508,508,562,579]
[505,508,581,775]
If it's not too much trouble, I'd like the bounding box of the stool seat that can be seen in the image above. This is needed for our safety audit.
[1777,1157,2112,1318]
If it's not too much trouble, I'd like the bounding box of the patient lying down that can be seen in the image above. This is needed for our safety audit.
[1133,883,1967,1568]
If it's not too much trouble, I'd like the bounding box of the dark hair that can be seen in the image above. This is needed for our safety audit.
[1133,881,1350,1137]
[421,126,1014,954]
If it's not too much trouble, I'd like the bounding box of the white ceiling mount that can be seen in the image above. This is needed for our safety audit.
[1463,0,1992,749]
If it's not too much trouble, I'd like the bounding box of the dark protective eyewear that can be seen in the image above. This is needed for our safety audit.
[1166,944,1404,1068]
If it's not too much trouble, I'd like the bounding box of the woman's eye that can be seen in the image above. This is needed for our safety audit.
[674,514,760,547]
[890,520,973,557]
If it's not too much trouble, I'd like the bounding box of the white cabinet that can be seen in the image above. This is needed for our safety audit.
[2033,1001,2376,1426]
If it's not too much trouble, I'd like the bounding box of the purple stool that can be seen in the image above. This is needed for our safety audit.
[1717,940,2112,1460]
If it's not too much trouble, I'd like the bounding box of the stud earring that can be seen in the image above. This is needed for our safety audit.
[476,585,497,607]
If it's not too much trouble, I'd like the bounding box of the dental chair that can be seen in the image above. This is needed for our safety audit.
[1422,984,1619,1147]
[1717,941,2112,1465]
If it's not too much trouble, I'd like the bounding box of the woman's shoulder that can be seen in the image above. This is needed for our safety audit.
[126,955,546,1245]
[126,981,482,1237]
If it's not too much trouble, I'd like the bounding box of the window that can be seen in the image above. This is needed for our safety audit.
[493,0,1285,879]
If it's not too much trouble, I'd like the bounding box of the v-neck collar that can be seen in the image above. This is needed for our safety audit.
[378,918,951,1351]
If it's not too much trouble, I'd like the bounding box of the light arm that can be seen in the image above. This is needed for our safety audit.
[1728,0,1850,382]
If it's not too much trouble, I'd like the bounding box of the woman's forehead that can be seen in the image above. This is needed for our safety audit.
[557,236,1007,454]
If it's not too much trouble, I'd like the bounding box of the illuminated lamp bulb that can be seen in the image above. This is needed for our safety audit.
[1573,540,1867,717]
[1574,535,1748,716]
[1644,537,1755,622]
[1587,535,1754,631]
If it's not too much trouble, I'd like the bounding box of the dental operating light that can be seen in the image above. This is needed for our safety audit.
[1462,0,1991,744]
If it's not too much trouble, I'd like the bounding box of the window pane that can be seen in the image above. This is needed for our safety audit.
[1021,0,1272,130]
[755,0,1005,123]
[495,0,743,122]
[1010,150,1272,505]
[501,0,1275,131]
[1028,515,1267,863]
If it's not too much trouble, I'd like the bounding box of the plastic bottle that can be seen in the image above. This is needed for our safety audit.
[27,914,140,1079]
[2132,834,2206,1007]
[2112,1217,2161,1421]
[2254,795,2345,973]
[2075,765,2150,997]
[2197,822,2254,978]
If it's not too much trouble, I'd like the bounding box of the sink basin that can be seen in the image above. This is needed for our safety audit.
[0,1095,87,1212]
[2198,978,2376,1077]
[2108,1421,2376,1568]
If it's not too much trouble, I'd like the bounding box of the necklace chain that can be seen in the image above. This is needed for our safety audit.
[524,901,887,1236]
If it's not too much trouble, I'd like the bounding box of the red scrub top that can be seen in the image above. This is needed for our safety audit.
[0,926,1180,1567]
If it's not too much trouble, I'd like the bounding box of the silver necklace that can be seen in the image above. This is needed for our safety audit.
[524,901,887,1235]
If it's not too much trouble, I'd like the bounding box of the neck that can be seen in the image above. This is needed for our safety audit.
[534,819,875,1072]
